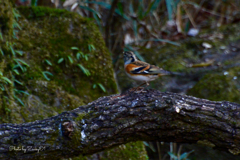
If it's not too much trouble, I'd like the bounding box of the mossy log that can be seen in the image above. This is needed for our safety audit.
[0,89,240,159]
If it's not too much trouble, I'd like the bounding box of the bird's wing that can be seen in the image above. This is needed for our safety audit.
[128,61,151,74]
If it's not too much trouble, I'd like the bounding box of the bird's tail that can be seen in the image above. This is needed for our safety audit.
[158,70,185,76]
[157,70,172,76]
[168,71,185,76]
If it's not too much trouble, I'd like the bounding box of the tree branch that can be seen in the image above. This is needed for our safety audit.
[105,0,119,49]
[1,89,240,159]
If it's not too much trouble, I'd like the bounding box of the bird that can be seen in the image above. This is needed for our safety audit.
[123,51,175,90]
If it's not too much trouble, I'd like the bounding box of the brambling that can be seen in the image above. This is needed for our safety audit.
[123,51,172,89]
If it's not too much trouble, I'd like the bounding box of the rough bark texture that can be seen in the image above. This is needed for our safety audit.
[0,89,240,159]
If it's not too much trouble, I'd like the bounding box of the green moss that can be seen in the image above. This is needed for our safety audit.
[74,113,87,122]
[16,6,117,102]
[0,0,14,38]
[140,45,187,72]
[187,68,240,103]
[0,5,117,123]
[0,1,19,123]
[90,141,148,160]
[20,6,72,18]
[72,155,88,160]
[67,123,82,149]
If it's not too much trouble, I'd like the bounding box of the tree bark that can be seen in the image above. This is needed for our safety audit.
[0,89,240,159]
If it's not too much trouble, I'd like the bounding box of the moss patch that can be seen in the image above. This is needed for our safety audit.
[187,67,240,103]
[0,1,14,38]
[0,6,118,123]
[87,141,148,160]
[16,6,118,102]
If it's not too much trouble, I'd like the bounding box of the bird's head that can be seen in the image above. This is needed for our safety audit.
[123,51,138,65]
